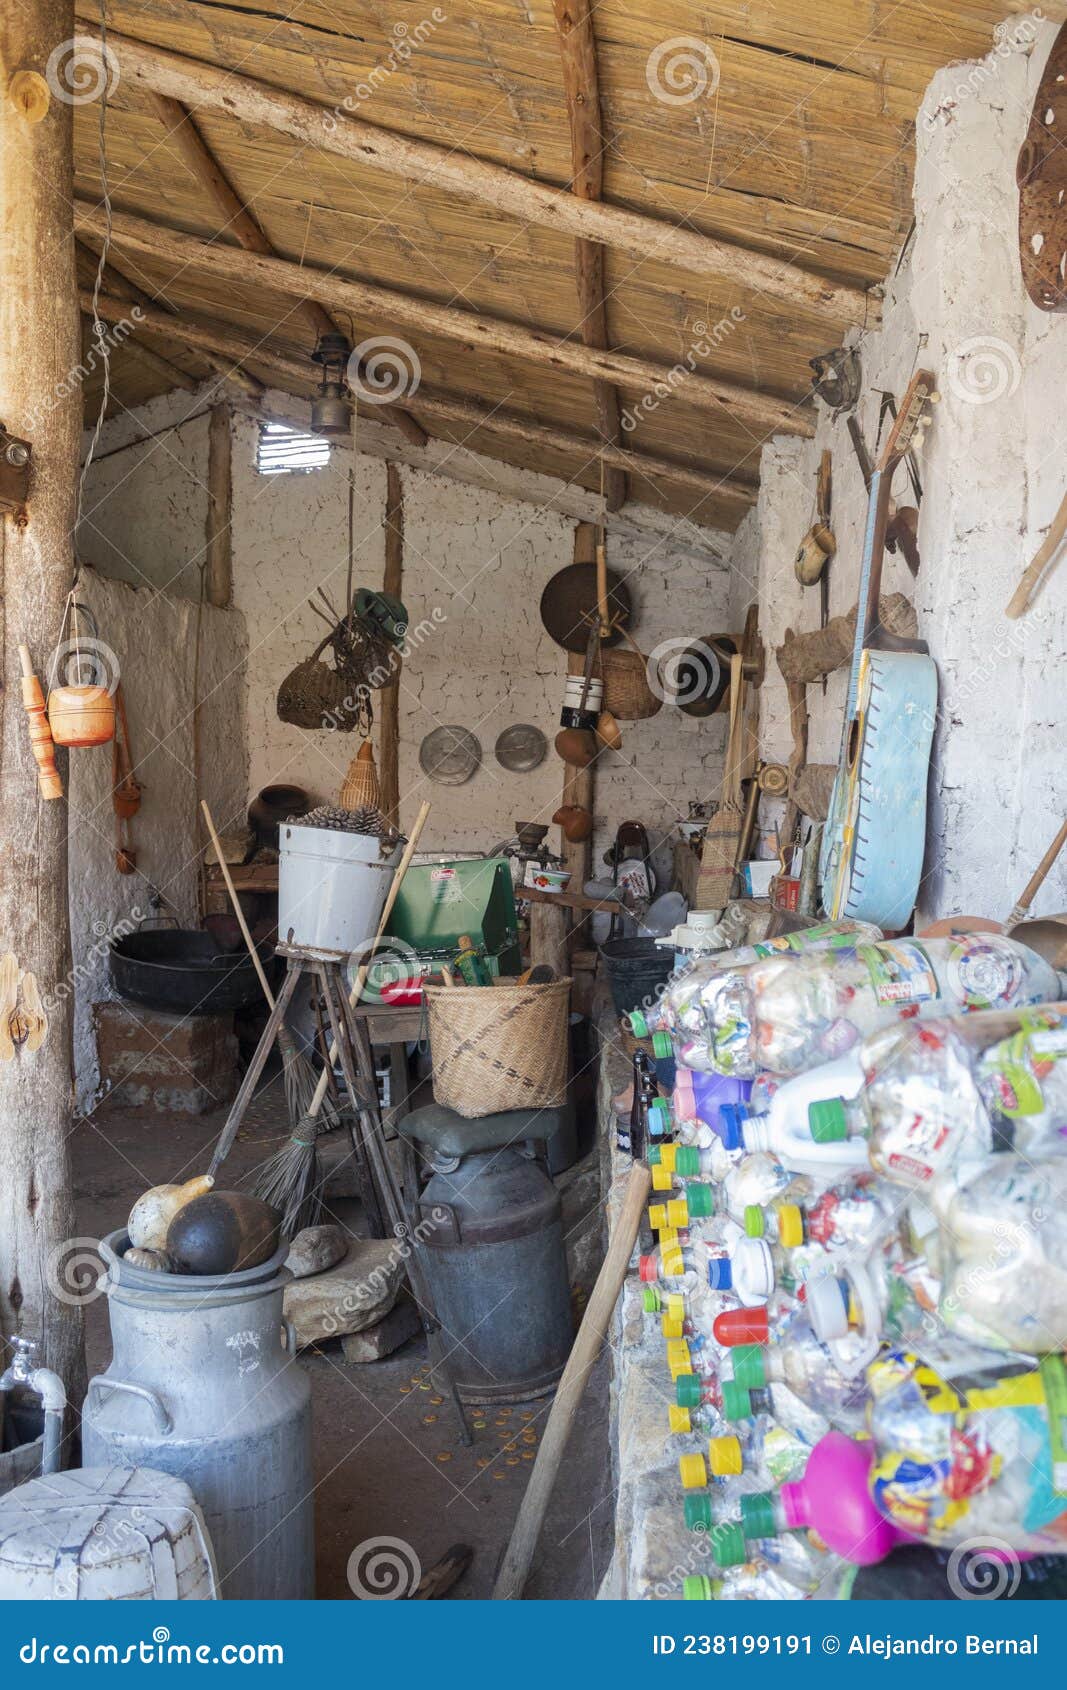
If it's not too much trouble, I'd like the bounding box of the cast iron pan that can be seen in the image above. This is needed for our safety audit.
[110,930,277,1016]
[539,563,632,653]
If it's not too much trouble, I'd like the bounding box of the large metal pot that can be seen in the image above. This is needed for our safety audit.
[83,1233,313,1600]
[109,929,274,1015]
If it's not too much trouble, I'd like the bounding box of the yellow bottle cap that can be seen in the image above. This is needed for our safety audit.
[651,1164,675,1192]
[648,1203,668,1232]
[708,1435,744,1477]
[679,1452,708,1490]
[662,1245,686,1277]
[666,1293,687,1323]
[778,1204,805,1249]
[667,1340,692,1379]
[667,1198,689,1230]
[659,1229,680,1248]
[662,1314,686,1340]
[658,1144,679,1172]
[669,1405,693,1435]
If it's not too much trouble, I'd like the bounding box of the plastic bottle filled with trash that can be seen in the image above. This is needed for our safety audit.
[936,1154,1067,1354]
[705,1508,846,1592]
[809,1005,1067,1195]
[650,1149,810,1221]
[748,935,1063,1078]
[724,1336,870,1435]
[699,1419,816,1491]
[866,1348,1067,1554]
[718,1053,871,1179]
[681,1555,820,1601]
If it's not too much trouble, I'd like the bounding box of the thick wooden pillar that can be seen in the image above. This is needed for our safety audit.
[205,403,232,608]
[0,0,87,1410]
[379,463,403,829]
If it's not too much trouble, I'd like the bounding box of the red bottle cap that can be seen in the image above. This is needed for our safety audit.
[712,1305,770,1347]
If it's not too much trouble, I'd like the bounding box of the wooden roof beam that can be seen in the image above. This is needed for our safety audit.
[84,288,756,517]
[77,26,873,329]
[73,201,815,440]
[551,0,625,513]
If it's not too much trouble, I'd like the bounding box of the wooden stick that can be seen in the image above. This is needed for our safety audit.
[303,801,430,1120]
[493,1162,651,1600]
[200,800,275,1007]
[1005,489,1067,619]
[17,645,62,801]
[1006,816,1067,927]
[74,201,813,439]
[379,464,403,829]
[79,26,870,327]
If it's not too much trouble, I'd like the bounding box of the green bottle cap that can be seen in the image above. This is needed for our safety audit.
[683,1574,718,1600]
[676,1373,703,1409]
[686,1182,715,1218]
[808,1097,849,1143]
[721,1379,753,1421]
[684,1493,715,1534]
[743,1204,766,1239]
[710,1521,748,1569]
[641,1287,661,1314]
[731,1345,768,1392]
[647,1145,663,1166]
[740,1492,779,1542]
[675,1146,701,1177]
[651,1030,674,1060]
[629,1010,650,1039]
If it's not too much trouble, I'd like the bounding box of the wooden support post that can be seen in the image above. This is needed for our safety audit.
[379,463,403,830]
[558,523,597,950]
[205,403,232,608]
[0,0,86,1415]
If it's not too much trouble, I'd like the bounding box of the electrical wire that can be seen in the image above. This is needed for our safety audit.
[75,0,113,535]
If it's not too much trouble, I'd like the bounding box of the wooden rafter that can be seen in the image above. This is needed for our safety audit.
[77,241,200,393]
[144,90,428,450]
[84,289,757,515]
[77,27,873,328]
[551,0,625,513]
[74,201,814,440]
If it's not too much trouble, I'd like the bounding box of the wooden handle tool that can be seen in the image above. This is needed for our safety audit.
[18,644,62,800]
[1006,488,1067,618]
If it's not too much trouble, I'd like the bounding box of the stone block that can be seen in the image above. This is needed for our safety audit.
[283,1239,403,1347]
[94,1001,238,1115]
[340,1297,419,1363]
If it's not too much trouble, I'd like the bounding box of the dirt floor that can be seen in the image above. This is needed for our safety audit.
[73,1065,614,1601]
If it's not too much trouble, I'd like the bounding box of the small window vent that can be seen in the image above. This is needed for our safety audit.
[256,421,330,475]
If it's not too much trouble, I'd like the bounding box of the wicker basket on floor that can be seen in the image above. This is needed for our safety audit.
[424,979,572,1117]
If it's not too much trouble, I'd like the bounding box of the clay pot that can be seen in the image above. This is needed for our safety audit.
[554,727,597,768]
[128,1174,215,1252]
[553,804,594,843]
[166,1192,281,1276]
[47,685,116,747]
[248,784,311,849]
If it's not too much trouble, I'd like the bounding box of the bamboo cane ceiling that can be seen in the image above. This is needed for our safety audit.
[75,0,1014,528]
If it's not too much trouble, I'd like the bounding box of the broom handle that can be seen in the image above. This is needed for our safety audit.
[200,800,276,1009]
[1006,815,1067,928]
[304,800,430,1121]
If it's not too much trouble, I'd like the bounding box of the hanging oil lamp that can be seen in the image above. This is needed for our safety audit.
[309,330,353,437]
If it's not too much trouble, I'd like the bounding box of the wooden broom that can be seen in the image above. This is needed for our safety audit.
[694,654,745,912]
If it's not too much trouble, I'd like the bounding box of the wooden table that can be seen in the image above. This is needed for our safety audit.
[348,1002,424,1130]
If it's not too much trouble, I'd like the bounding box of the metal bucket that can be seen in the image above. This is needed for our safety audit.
[83,1233,313,1600]
[415,1149,573,1404]
[278,823,400,957]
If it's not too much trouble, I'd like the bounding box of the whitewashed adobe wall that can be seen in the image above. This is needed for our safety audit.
[63,570,247,1105]
[730,13,1067,925]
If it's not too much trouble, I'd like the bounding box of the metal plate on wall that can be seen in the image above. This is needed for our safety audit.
[419,725,482,785]
[494,724,548,773]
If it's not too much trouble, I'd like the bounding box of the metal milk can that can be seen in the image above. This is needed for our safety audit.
[83,1232,313,1599]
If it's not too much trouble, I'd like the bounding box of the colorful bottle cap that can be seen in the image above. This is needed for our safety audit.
[684,1493,715,1534]
[686,1183,715,1219]
[662,1314,686,1340]
[740,1491,779,1542]
[658,1143,679,1173]
[708,1435,744,1478]
[717,1103,747,1151]
[706,1256,733,1291]
[659,1230,681,1249]
[648,1203,668,1233]
[806,1272,850,1341]
[647,1145,663,1166]
[721,1379,754,1421]
[641,1287,661,1313]
[679,1452,707,1490]
[651,1164,675,1192]
[647,1100,672,1139]
[808,1097,849,1143]
[666,1293,686,1323]
[651,1030,673,1061]
[713,1305,770,1347]
[777,1204,804,1248]
[667,1198,690,1230]
[730,1345,768,1392]
[683,1574,718,1600]
[661,1243,686,1276]
[676,1373,703,1409]
[669,1404,693,1435]
[667,1340,692,1379]
[638,1254,659,1283]
[710,1521,748,1569]
[629,1010,650,1039]
[743,1204,766,1239]
[674,1145,701,1177]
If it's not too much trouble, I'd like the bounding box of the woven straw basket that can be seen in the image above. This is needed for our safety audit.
[424,979,571,1117]
[567,644,661,722]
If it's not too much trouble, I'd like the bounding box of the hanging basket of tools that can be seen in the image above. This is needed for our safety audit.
[276,590,399,734]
